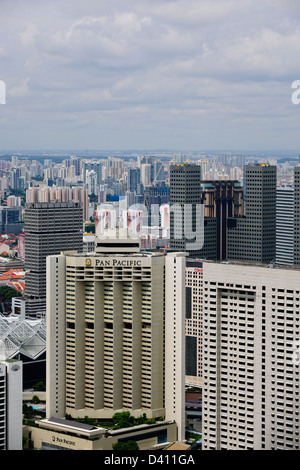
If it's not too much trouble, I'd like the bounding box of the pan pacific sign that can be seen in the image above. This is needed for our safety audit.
[85,257,142,267]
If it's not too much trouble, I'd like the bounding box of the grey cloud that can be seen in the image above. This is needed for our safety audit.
[1,0,300,150]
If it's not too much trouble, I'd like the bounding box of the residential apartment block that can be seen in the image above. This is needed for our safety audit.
[0,360,22,450]
[185,259,204,386]
[227,164,276,263]
[202,261,300,450]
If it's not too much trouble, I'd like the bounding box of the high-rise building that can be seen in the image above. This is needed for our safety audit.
[83,160,102,186]
[227,164,276,263]
[70,156,81,176]
[202,260,300,450]
[170,165,243,260]
[153,160,164,182]
[0,360,22,450]
[185,260,204,386]
[294,167,300,265]
[0,206,23,235]
[140,163,152,187]
[276,186,294,265]
[46,235,186,440]
[86,170,97,195]
[26,187,89,222]
[169,163,203,257]
[127,167,141,193]
[142,183,170,226]
[199,180,243,260]
[236,153,246,167]
[24,201,83,316]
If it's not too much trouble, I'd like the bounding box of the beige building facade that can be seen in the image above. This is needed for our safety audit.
[24,417,177,450]
[46,238,186,440]
[185,260,203,386]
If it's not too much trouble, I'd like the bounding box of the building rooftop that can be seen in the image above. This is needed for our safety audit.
[0,316,46,361]
[38,417,107,439]
[202,258,300,270]
[164,441,191,451]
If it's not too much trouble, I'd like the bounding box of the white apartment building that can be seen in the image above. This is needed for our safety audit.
[202,261,300,450]
[0,360,23,450]
[185,260,203,386]
[46,236,186,440]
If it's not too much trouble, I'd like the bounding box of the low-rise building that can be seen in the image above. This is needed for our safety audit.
[24,417,177,450]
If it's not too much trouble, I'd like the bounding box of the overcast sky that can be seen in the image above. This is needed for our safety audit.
[1,0,300,152]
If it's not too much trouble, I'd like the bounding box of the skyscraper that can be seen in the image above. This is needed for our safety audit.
[185,259,204,386]
[0,206,23,235]
[227,164,276,263]
[276,186,294,265]
[170,164,243,260]
[202,260,300,450]
[294,166,300,265]
[46,235,186,440]
[127,167,141,193]
[169,163,203,257]
[200,180,243,260]
[26,186,89,222]
[83,160,102,186]
[24,201,83,316]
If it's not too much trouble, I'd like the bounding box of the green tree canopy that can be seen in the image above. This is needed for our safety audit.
[112,441,139,450]
[112,411,135,429]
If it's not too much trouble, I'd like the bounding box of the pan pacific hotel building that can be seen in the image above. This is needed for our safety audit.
[46,232,186,442]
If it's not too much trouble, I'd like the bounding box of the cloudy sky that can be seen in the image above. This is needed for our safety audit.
[1,0,300,151]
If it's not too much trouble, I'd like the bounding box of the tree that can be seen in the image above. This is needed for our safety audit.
[23,403,34,415]
[136,413,147,425]
[112,411,135,429]
[112,441,139,450]
[0,285,22,301]
[33,381,46,391]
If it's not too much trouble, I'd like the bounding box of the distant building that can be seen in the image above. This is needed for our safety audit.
[199,180,243,260]
[24,201,83,317]
[26,187,88,221]
[83,160,102,186]
[17,232,25,260]
[82,233,96,252]
[169,163,203,257]
[276,186,294,265]
[227,164,276,263]
[0,206,23,235]
[127,167,141,193]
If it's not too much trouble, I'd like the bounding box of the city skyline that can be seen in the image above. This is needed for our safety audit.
[1,1,300,151]
[0,155,299,449]
[1,0,300,451]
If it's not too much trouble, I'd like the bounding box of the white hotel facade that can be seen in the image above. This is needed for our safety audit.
[0,360,22,450]
[46,235,186,440]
